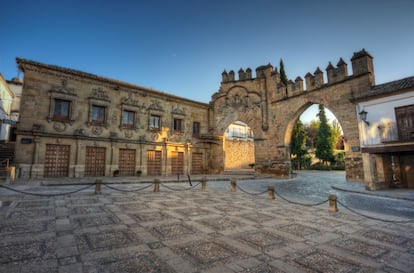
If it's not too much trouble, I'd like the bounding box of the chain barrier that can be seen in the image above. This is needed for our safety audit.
[235,184,268,196]
[1,177,412,224]
[101,183,153,193]
[337,200,414,223]
[0,184,94,197]
[273,188,329,207]
[160,182,201,191]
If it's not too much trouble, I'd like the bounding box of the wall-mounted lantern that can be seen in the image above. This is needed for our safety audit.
[359,110,370,126]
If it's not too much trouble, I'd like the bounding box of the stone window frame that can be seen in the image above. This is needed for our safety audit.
[173,117,184,135]
[53,99,71,121]
[171,110,186,136]
[149,111,162,132]
[48,91,77,124]
[87,98,110,128]
[192,121,200,136]
[120,107,138,130]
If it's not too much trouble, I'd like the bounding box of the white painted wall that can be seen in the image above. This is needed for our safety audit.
[357,91,414,146]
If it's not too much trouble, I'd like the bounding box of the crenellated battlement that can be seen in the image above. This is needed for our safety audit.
[326,58,348,84]
[219,49,375,98]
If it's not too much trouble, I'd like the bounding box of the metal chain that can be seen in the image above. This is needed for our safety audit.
[0,184,94,197]
[102,183,153,192]
[273,189,329,206]
[337,200,414,223]
[160,182,201,191]
[235,184,268,195]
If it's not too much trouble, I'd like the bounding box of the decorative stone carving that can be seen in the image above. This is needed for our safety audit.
[90,87,109,101]
[53,122,66,132]
[50,78,76,95]
[148,100,164,112]
[91,126,103,136]
[218,92,261,114]
[121,93,142,108]
[32,123,45,132]
[172,104,186,116]
[124,130,133,138]
[111,114,118,123]
[74,128,85,136]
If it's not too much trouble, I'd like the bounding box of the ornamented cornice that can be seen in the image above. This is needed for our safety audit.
[148,100,164,112]
[90,87,110,101]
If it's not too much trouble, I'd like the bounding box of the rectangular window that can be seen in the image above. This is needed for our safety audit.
[174,118,183,133]
[53,99,70,120]
[193,121,200,135]
[122,110,135,128]
[150,115,161,130]
[92,105,106,124]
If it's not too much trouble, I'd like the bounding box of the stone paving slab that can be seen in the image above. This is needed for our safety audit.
[0,187,413,273]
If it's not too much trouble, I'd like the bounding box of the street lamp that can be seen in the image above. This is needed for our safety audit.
[359,110,370,126]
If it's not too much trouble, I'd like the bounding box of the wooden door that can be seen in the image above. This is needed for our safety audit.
[85,147,106,176]
[191,152,203,174]
[44,144,70,177]
[396,104,414,141]
[147,150,161,175]
[171,151,184,175]
[119,149,136,176]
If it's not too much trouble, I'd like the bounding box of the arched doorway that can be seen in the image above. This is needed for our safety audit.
[223,121,255,170]
[288,103,346,171]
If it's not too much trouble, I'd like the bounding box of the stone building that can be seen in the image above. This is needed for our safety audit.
[13,49,413,189]
[0,74,15,142]
[15,59,212,178]
[353,76,414,189]
[211,49,376,181]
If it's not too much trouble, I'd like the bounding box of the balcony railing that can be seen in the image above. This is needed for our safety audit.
[378,122,399,143]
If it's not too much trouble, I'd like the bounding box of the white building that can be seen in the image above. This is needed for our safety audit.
[0,74,15,142]
[355,76,414,189]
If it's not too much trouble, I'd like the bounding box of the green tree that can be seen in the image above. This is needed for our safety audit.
[291,120,308,170]
[331,120,342,150]
[315,104,334,165]
[279,59,288,86]
[304,120,320,149]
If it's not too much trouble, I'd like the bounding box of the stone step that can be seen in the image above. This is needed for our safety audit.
[223,168,256,175]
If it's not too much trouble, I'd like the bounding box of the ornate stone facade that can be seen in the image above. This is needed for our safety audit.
[211,49,375,180]
[15,49,376,182]
[15,59,211,178]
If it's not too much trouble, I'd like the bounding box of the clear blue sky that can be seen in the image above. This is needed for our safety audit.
[1,0,413,105]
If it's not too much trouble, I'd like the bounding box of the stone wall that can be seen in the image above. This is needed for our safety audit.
[211,49,375,180]
[224,139,255,169]
[15,59,211,178]
[15,49,375,181]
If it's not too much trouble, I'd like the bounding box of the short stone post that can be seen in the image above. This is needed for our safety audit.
[153,179,160,192]
[230,179,237,192]
[328,194,338,212]
[201,176,207,191]
[95,179,102,194]
[267,185,275,200]
[9,166,16,182]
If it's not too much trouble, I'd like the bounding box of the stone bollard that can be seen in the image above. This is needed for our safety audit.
[201,176,207,191]
[267,185,275,200]
[153,179,160,192]
[328,194,338,212]
[95,179,102,194]
[230,179,237,192]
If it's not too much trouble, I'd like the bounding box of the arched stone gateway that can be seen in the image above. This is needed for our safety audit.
[15,49,386,185]
[210,49,375,181]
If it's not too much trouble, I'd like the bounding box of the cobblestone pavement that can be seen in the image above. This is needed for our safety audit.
[1,181,414,273]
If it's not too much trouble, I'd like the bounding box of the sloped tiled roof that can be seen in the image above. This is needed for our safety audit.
[370,76,414,95]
